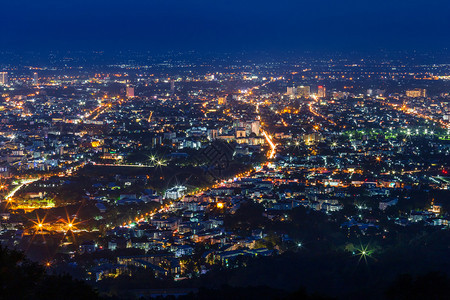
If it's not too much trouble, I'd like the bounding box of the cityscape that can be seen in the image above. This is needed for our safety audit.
[0,51,449,299]
[1,1,450,300]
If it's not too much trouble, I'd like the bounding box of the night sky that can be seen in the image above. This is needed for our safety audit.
[1,0,449,52]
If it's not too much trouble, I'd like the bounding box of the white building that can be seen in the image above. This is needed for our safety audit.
[165,186,187,199]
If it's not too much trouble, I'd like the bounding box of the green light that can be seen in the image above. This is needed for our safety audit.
[355,244,375,265]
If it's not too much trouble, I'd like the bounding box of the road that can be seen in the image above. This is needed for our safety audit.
[4,178,40,202]
[243,78,283,159]
[308,96,337,126]
[374,99,450,129]
[262,130,277,159]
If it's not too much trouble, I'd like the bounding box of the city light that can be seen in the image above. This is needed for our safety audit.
[355,244,375,265]
[0,35,448,299]
[262,130,276,159]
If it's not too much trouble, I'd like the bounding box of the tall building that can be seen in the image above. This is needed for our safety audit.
[0,72,8,85]
[33,72,39,85]
[297,86,310,98]
[286,87,296,96]
[126,86,135,98]
[318,85,326,98]
[406,88,426,98]
[170,79,175,94]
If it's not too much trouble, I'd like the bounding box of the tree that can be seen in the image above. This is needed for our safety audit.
[385,272,450,300]
[0,246,98,299]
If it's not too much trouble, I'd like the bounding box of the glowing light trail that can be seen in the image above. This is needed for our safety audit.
[4,178,40,202]
[262,130,276,159]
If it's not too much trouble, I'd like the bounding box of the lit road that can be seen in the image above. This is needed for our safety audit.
[4,161,85,206]
[92,163,156,168]
[308,96,337,126]
[84,100,118,121]
[242,77,283,159]
[375,99,450,129]
[262,130,276,159]
[127,168,257,227]
[4,178,40,202]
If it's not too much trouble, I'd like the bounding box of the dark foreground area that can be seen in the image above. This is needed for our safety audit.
[2,242,450,300]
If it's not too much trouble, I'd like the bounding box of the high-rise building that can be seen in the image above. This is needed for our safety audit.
[420,89,427,97]
[297,86,310,98]
[286,87,296,96]
[0,72,8,85]
[318,85,326,98]
[33,72,39,85]
[170,79,175,94]
[406,88,426,98]
[126,86,135,98]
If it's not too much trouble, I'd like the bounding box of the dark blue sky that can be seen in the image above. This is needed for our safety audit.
[1,0,449,52]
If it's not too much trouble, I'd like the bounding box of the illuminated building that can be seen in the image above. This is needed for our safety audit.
[406,88,426,98]
[33,72,39,85]
[0,72,8,85]
[152,136,162,147]
[218,96,227,105]
[302,132,322,145]
[286,86,296,96]
[297,85,310,98]
[207,129,218,140]
[318,85,326,98]
[170,79,175,94]
[235,127,246,138]
[126,86,135,98]
[234,120,260,135]
[165,185,187,199]
[246,120,260,136]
